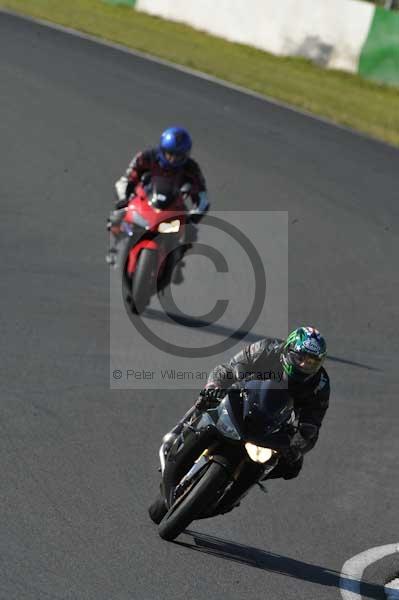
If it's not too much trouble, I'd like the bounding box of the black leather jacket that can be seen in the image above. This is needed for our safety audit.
[207,338,330,453]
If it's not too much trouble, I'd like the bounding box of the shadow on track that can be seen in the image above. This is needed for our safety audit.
[176,531,385,599]
[143,308,380,371]
[144,307,262,342]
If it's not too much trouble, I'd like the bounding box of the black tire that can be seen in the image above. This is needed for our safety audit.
[158,462,229,541]
[148,495,168,524]
[131,249,158,314]
[122,266,132,304]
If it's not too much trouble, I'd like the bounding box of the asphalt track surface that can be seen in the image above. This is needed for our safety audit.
[1,11,399,600]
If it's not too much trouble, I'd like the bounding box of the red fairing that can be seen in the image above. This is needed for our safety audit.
[127,239,158,274]
[125,184,186,229]
[124,183,187,276]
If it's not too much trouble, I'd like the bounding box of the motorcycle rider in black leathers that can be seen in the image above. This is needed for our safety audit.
[161,327,330,481]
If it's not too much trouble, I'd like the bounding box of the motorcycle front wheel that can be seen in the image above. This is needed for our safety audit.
[158,462,229,541]
[148,494,168,525]
[131,248,158,314]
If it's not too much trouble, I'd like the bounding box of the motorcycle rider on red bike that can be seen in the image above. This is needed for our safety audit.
[107,126,209,281]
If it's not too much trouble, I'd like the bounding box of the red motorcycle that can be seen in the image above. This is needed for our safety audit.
[109,175,191,314]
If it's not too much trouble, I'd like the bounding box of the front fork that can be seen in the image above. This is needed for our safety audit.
[210,453,280,515]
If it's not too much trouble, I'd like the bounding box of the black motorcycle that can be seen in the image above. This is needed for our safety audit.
[149,380,297,541]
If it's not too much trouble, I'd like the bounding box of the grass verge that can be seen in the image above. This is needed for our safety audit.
[1,0,399,146]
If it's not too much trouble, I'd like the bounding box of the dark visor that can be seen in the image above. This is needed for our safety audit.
[288,350,324,374]
[164,150,187,162]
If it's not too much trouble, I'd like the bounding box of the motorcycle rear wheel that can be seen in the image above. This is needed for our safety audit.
[158,462,229,541]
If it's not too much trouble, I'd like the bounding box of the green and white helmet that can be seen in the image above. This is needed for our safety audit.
[281,327,327,380]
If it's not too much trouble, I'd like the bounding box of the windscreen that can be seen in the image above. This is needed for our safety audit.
[148,176,179,209]
[240,380,293,446]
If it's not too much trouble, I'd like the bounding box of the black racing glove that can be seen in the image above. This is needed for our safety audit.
[195,387,226,411]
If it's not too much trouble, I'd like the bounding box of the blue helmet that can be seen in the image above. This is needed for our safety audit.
[158,126,192,169]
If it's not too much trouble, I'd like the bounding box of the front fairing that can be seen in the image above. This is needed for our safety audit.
[192,399,241,442]
[126,184,187,233]
[215,391,293,450]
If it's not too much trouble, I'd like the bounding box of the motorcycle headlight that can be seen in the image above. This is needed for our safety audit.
[157,219,181,233]
[245,443,274,464]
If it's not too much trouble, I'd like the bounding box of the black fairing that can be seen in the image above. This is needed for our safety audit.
[162,426,218,507]
[226,380,293,449]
